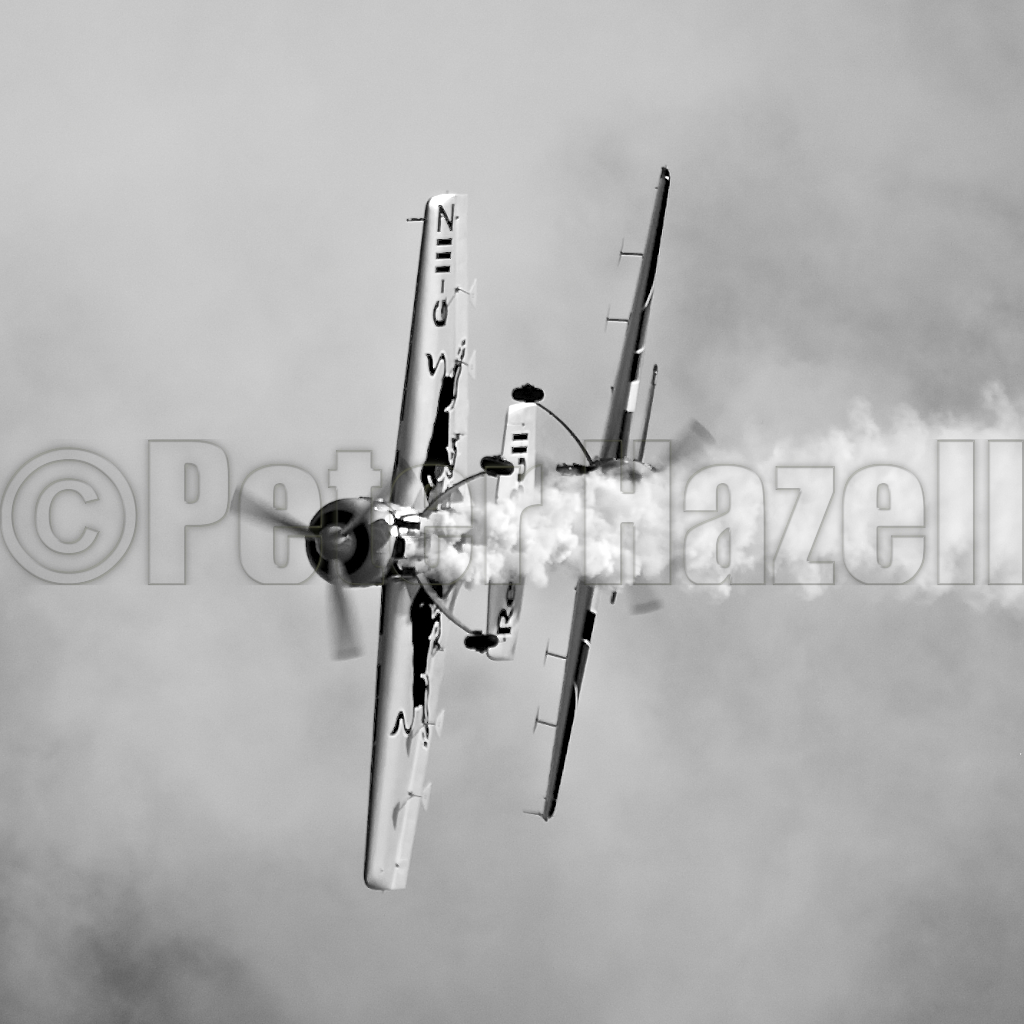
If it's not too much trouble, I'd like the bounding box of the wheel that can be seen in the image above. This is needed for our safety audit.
[464,633,499,652]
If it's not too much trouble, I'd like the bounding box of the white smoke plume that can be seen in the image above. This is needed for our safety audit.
[426,460,675,588]
[427,385,1024,611]
[753,383,1024,609]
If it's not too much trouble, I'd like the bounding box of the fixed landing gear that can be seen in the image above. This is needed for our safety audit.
[464,632,500,653]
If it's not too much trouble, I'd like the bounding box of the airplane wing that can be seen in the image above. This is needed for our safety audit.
[540,582,596,819]
[486,400,539,661]
[364,578,448,889]
[599,166,670,461]
[539,168,670,818]
[365,194,470,890]
[390,194,471,507]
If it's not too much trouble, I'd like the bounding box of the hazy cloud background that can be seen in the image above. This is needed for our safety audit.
[1,2,1022,1021]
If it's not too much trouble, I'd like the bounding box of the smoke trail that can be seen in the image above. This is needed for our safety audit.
[428,385,1024,610]
[426,459,676,588]
[752,383,1024,608]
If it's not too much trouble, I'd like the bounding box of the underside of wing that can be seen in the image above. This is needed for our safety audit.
[391,194,471,509]
[365,579,449,890]
[364,194,472,890]
[600,167,670,462]
[486,401,539,661]
[541,582,597,819]
[536,171,670,819]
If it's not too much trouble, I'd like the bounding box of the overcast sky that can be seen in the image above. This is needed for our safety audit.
[1,2,1023,1022]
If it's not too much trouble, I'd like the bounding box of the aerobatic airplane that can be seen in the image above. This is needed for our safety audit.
[238,168,672,888]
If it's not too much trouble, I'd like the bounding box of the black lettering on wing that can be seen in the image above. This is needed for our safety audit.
[421,340,467,497]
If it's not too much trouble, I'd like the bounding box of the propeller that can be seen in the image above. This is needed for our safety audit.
[234,488,365,660]
[327,558,362,660]
[234,488,376,544]
[234,490,317,538]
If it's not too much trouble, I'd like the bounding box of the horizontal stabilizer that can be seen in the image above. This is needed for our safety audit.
[487,581,525,661]
[495,401,539,506]
[486,401,540,661]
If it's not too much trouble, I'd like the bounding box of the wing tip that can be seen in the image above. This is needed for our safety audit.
[364,865,408,891]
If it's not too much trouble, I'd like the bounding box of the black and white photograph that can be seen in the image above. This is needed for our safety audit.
[1,3,1022,1021]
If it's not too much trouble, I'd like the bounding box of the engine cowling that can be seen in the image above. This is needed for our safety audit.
[305,499,396,587]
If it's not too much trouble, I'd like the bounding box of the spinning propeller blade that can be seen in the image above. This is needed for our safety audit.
[235,489,373,542]
[236,488,367,661]
[327,559,362,661]
[234,490,316,538]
